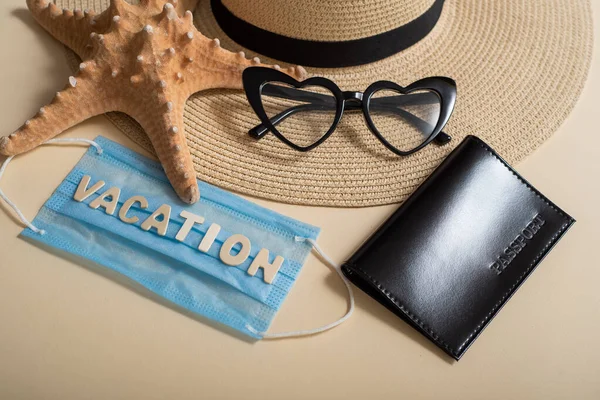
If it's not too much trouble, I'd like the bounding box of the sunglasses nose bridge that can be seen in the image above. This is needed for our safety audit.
[342,91,364,111]
[343,91,363,104]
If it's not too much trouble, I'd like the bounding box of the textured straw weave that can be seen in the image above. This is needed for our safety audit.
[57,0,593,207]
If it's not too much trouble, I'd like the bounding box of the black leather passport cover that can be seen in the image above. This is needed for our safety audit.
[342,136,574,360]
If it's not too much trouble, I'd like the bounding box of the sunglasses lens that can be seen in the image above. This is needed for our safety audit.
[260,82,337,149]
[368,88,441,152]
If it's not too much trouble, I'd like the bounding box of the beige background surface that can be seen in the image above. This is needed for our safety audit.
[0,1,599,399]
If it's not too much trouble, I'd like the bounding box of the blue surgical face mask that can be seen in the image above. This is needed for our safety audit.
[0,136,353,339]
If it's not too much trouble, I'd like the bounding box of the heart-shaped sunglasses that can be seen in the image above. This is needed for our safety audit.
[243,67,457,156]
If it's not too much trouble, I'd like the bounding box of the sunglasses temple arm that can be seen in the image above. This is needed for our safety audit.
[369,94,450,142]
[249,104,336,139]
[370,93,439,108]
[263,85,437,107]
[253,88,450,143]
[251,103,450,144]
[367,103,451,144]
[260,85,335,106]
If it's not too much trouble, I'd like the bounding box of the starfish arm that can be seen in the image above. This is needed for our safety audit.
[184,37,308,92]
[26,0,111,60]
[173,0,199,16]
[127,94,200,204]
[139,0,198,16]
[0,69,109,156]
[18,0,301,206]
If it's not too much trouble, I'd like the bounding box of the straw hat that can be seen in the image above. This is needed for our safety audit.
[58,0,593,207]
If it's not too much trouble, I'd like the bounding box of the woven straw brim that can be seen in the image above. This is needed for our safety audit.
[58,0,593,207]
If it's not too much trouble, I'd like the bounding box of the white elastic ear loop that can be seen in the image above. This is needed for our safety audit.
[245,236,354,339]
[0,138,103,235]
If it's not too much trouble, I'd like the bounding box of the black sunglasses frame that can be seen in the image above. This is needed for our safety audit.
[243,67,457,156]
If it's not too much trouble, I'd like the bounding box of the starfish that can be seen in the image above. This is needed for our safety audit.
[0,0,306,204]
